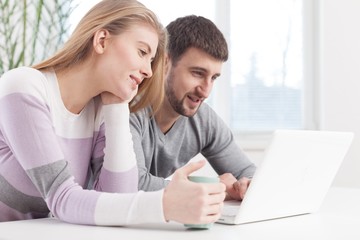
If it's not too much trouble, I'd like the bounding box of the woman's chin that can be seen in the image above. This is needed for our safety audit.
[122,89,138,102]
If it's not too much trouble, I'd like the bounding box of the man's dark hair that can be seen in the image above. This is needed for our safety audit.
[166,15,228,65]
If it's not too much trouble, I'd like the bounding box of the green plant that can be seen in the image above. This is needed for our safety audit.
[0,0,74,75]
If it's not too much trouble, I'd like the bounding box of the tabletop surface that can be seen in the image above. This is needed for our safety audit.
[1,187,359,240]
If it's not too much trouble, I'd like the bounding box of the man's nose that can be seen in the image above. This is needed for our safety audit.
[198,79,213,98]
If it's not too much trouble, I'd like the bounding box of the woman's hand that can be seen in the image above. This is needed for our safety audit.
[162,160,226,224]
[100,89,137,105]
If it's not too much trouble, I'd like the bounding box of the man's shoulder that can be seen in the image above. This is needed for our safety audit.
[197,102,214,113]
[130,106,152,119]
[130,106,152,129]
[193,103,219,121]
[191,103,229,132]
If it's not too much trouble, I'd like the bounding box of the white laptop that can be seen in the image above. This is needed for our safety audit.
[217,129,354,225]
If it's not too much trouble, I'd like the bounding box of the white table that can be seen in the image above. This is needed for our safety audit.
[1,187,359,240]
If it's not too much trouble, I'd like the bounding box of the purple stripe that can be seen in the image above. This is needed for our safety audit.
[0,136,96,198]
[57,137,94,187]
[0,153,41,196]
[0,93,64,170]
[47,177,100,225]
[95,166,138,193]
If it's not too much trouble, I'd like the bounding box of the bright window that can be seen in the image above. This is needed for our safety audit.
[229,0,304,132]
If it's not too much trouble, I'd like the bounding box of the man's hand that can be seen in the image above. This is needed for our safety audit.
[219,173,251,201]
[162,160,226,224]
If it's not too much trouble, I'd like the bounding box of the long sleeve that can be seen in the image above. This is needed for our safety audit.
[200,105,256,179]
[93,103,138,193]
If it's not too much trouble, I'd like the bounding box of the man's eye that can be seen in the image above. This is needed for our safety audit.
[193,71,203,77]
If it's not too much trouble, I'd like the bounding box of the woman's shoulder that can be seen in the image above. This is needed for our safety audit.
[1,66,44,80]
[0,67,48,99]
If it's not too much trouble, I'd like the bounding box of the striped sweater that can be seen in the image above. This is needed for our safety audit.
[0,67,165,225]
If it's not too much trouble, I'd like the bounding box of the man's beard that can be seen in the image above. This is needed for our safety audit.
[165,71,199,117]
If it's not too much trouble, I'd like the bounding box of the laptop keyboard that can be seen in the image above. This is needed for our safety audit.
[222,200,241,216]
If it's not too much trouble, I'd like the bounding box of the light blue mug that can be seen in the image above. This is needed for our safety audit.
[184,176,220,229]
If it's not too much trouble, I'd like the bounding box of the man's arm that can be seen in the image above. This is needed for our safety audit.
[198,104,256,200]
[199,104,256,178]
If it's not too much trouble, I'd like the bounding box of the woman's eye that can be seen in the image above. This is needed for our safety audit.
[139,49,147,56]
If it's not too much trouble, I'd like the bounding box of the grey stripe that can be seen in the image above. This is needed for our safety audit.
[26,160,72,198]
[0,174,48,214]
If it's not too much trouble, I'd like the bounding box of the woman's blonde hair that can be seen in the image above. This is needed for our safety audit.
[33,0,167,113]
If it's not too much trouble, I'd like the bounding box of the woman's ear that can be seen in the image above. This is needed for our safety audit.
[164,54,171,73]
[93,29,110,54]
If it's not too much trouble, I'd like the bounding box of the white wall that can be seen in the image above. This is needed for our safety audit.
[319,0,360,188]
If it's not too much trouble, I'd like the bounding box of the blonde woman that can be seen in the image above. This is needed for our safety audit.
[0,0,225,226]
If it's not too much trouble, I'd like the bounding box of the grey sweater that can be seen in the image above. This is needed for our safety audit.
[130,103,256,191]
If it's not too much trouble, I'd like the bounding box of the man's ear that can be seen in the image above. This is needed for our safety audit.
[93,29,110,54]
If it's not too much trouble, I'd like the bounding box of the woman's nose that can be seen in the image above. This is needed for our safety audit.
[141,61,153,79]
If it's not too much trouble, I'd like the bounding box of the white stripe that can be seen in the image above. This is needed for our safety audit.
[94,190,165,225]
[102,104,136,172]
[0,67,48,102]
